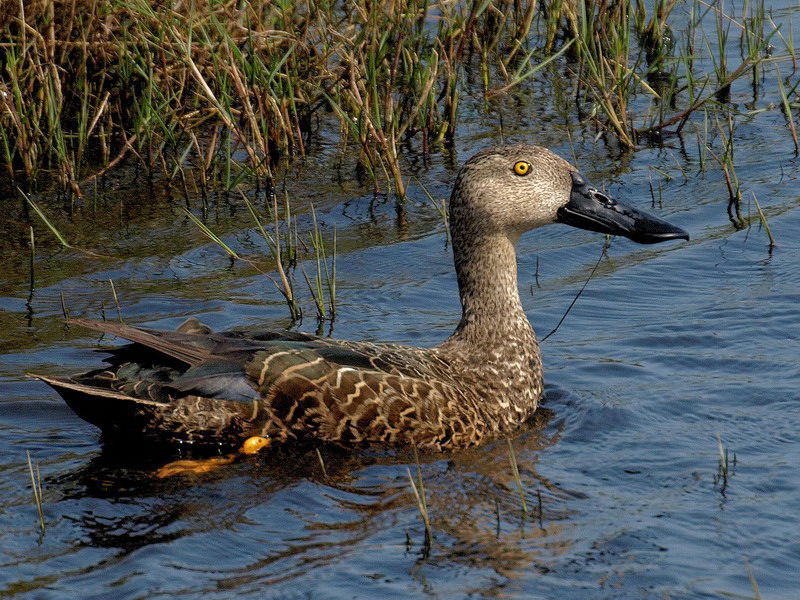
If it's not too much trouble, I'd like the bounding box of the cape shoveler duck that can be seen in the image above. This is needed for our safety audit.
[31,145,688,452]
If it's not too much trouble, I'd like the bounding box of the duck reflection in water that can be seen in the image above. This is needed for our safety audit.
[55,402,584,591]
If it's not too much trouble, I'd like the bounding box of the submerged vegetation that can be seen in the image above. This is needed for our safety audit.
[1,0,798,200]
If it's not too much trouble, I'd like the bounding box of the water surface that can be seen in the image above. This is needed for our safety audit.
[2,4,800,598]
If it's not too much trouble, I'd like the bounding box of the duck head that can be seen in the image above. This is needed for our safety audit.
[450,144,689,244]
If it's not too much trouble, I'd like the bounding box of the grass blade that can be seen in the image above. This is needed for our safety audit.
[181,208,240,259]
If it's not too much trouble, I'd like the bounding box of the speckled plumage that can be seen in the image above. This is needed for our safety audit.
[34,145,581,450]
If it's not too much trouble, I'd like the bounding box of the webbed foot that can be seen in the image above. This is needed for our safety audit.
[155,455,236,478]
[155,436,271,478]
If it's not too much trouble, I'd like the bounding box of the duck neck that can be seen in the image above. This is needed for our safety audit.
[448,230,534,348]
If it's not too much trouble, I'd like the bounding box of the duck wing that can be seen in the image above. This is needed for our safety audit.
[31,319,481,448]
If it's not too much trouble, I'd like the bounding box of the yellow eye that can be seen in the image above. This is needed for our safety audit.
[513,161,531,176]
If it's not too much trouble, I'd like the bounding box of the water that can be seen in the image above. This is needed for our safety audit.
[2,8,800,600]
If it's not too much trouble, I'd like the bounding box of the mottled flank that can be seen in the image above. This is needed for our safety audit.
[33,145,579,450]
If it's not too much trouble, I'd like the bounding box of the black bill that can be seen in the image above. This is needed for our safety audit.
[557,172,689,244]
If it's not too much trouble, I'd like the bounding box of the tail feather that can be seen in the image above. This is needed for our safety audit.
[69,318,213,366]
[28,373,167,406]
[28,373,170,433]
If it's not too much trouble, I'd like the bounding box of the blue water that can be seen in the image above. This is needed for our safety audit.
[2,3,800,598]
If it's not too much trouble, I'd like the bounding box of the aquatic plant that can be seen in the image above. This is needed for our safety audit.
[407,449,432,553]
[303,205,337,323]
[506,438,528,516]
[2,0,794,199]
[25,450,45,537]
[750,192,776,249]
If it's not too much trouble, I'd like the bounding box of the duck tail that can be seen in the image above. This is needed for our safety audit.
[27,373,167,432]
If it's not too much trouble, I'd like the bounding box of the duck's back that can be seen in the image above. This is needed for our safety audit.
[34,319,533,449]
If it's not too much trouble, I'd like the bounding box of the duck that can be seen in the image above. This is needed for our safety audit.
[31,144,688,452]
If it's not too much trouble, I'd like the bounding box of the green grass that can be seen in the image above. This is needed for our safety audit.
[302,205,337,323]
[2,0,796,200]
[750,192,776,248]
[714,433,736,493]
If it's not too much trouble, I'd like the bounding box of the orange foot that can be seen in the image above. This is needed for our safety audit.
[155,436,271,478]
[240,436,271,455]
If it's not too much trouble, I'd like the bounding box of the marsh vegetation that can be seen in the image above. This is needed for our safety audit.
[3,0,794,320]
[1,1,799,598]
[2,0,797,193]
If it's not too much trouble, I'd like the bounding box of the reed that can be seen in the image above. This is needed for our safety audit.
[750,192,776,248]
[22,189,112,258]
[22,192,72,249]
[108,279,124,323]
[407,447,432,550]
[0,0,795,204]
[302,205,337,323]
[707,114,745,229]
[714,433,736,493]
[181,208,241,260]
[181,188,340,323]
[506,438,528,516]
[25,450,45,537]
[536,488,544,529]
[774,64,800,152]
[242,191,302,321]
[60,291,70,323]
[743,558,763,600]
[414,176,450,245]
[27,226,35,310]
[315,448,328,479]
[697,110,710,172]
[184,190,303,322]
[717,433,729,480]
[572,0,646,147]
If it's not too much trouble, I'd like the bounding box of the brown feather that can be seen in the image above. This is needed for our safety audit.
[68,318,214,366]
[27,373,168,405]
